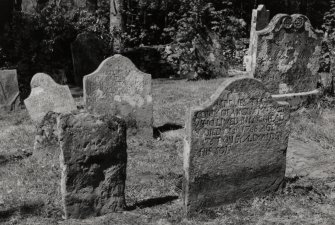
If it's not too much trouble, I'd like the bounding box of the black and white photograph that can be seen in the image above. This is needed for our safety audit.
[0,0,334,224]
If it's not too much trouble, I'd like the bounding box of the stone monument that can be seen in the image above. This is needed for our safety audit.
[0,69,20,112]
[83,54,153,136]
[183,77,290,217]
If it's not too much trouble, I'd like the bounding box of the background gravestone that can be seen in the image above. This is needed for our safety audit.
[58,112,127,219]
[71,32,106,87]
[84,54,153,136]
[254,14,322,94]
[0,69,20,112]
[245,5,270,73]
[183,77,290,217]
[24,73,77,123]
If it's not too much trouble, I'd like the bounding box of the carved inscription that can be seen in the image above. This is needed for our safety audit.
[192,92,287,158]
[183,77,290,217]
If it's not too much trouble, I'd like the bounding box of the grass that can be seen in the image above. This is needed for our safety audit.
[1,78,335,224]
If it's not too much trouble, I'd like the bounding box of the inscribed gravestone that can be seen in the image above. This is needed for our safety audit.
[24,73,76,123]
[245,5,270,73]
[183,77,290,217]
[0,69,20,112]
[71,32,105,86]
[254,14,322,94]
[58,112,127,219]
[83,54,153,136]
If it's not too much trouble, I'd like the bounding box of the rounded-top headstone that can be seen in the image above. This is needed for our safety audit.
[183,77,290,217]
[24,73,77,123]
[83,54,153,136]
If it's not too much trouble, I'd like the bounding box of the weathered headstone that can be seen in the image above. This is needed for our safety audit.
[254,14,322,94]
[24,73,77,123]
[244,5,270,73]
[58,112,127,219]
[0,69,20,112]
[71,32,106,86]
[183,77,290,217]
[83,54,153,136]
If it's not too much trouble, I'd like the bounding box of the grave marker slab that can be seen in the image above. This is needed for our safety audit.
[83,54,153,136]
[58,112,127,219]
[254,14,322,94]
[245,5,270,73]
[183,77,290,217]
[0,69,20,112]
[24,73,76,123]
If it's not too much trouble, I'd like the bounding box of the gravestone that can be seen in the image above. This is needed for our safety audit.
[24,73,77,123]
[71,32,106,86]
[83,54,153,136]
[245,5,270,73]
[0,69,20,112]
[58,112,127,219]
[183,77,290,217]
[254,14,322,94]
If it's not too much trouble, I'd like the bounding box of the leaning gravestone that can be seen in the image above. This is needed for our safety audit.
[84,54,153,136]
[58,112,127,219]
[0,69,20,112]
[71,32,106,87]
[183,77,290,217]
[254,14,322,94]
[24,73,77,123]
[244,5,270,73]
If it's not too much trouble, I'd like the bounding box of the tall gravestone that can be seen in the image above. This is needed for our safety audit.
[71,32,106,87]
[254,14,322,94]
[244,5,270,73]
[83,54,153,136]
[58,112,127,219]
[24,73,77,123]
[183,77,290,217]
[0,69,20,112]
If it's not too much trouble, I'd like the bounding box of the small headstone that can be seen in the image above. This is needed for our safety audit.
[24,73,77,123]
[71,32,106,86]
[83,54,153,136]
[58,112,127,219]
[0,69,20,112]
[254,14,322,94]
[245,5,270,73]
[183,77,290,217]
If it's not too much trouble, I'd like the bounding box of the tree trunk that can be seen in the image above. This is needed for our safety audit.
[110,0,125,53]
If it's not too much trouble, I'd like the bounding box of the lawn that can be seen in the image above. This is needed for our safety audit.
[1,78,335,225]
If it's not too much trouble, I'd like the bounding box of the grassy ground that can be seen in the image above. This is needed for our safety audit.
[1,78,335,224]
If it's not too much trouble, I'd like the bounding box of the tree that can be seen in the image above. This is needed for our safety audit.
[110,0,125,52]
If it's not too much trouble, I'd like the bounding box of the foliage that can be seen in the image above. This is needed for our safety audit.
[0,1,111,99]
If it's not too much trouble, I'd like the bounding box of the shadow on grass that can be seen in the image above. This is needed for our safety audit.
[0,202,43,223]
[0,150,32,166]
[153,123,184,139]
[127,195,179,210]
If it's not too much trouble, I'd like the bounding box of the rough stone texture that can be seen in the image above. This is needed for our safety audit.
[83,54,153,136]
[71,32,106,86]
[24,73,77,123]
[33,112,60,163]
[58,112,127,219]
[183,77,290,217]
[254,14,322,94]
[244,5,270,73]
[0,69,20,112]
